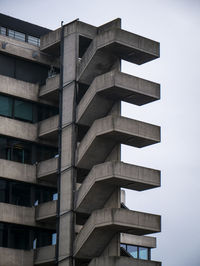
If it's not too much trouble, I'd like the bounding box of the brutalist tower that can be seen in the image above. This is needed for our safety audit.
[0,13,161,266]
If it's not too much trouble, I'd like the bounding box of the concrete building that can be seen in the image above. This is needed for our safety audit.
[0,13,161,266]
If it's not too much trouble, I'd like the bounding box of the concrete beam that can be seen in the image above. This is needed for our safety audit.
[35,200,56,223]
[89,257,161,266]
[78,28,160,84]
[76,115,160,169]
[37,157,58,185]
[0,247,33,266]
[0,35,59,67]
[0,159,36,183]
[34,245,55,265]
[76,161,160,214]
[120,233,156,249]
[77,70,160,126]
[39,74,59,104]
[74,208,161,259]
[38,115,59,141]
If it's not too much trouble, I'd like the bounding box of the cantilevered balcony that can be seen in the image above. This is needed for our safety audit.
[78,28,159,84]
[37,157,58,185]
[35,200,56,223]
[89,257,161,266]
[34,245,55,265]
[74,208,161,259]
[76,115,160,170]
[0,247,33,266]
[77,70,160,126]
[76,161,160,214]
[38,115,59,141]
[39,75,59,103]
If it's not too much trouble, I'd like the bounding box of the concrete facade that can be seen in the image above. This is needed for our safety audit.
[0,13,161,266]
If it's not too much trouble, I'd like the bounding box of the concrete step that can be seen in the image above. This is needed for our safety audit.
[39,74,59,104]
[74,208,161,259]
[76,161,160,214]
[76,115,160,170]
[34,245,55,265]
[89,257,161,266]
[37,157,58,185]
[38,115,59,141]
[77,70,160,126]
[78,28,159,84]
[35,200,57,223]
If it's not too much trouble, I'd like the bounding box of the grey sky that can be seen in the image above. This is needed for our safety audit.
[0,0,200,265]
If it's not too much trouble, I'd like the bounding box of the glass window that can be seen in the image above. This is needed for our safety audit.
[120,243,126,250]
[127,245,138,259]
[52,233,57,245]
[0,223,7,247]
[10,139,32,164]
[14,31,25,42]
[8,29,14,38]
[0,95,13,117]
[10,182,31,207]
[0,27,6,36]
[14,99,33,122]
[9,225,30,250]
[28,35,40,46]
[139,247,148,260]
[0,179,8,203]
[0,137,8,160]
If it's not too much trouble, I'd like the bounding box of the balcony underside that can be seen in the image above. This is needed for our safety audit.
[89,256,161,266]
[37,157,58,185]
[39,75,60,104]
[77,115,160,170]
[77,70,160,126]
[78,28,159,84]
[74,208,161,259]
[76,161,160,214]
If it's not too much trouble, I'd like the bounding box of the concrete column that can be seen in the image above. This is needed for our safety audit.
[57,23,78,266]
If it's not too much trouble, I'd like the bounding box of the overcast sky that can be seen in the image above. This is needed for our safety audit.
[0,0,200,265]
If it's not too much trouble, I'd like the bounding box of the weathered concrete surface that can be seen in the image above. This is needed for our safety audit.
[77,70,160,126]
[0,74,56,106]
[120,233,156,248]
[74,208,161,259]
[38,115,58,141]
[34,245,55,265]
[78,28,160,84]
[37,157,58,185]
[0,202,35,226]
[0,159,36,183]
[89,257,161,266]
[35,200,56,222]
[76,115,160,169]
[0,116,37,141]
[0,247,33,266]
[39,74,59,104]
[0,35,59,67]
[76,161,160,214]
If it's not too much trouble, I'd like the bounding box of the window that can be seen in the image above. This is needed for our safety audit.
[10,182,31,207]
[14,31,25,42]
[28,35,40,46]
[127,245,138,258]
[0,26,6,36]
[121,244,150,260]
[8,29,14,38]
[139,247,148,260]
[0,95,12,117]
[14,100,33,122]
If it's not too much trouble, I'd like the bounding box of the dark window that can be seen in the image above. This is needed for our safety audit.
[0,223,7,247]
[10,182,31,207]
[0,179,8,203]
[9,225,30,250]
[11,139,32,164]
[14,100,33,122]
[8,29,14,38]
[0,95,12,117]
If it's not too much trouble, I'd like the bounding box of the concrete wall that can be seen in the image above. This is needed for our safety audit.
[0,247,33,266]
